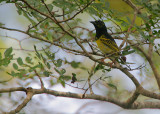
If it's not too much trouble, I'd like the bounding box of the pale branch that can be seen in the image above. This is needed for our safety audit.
[0,87,26,93]
[147,57,160,90]
[125,90,140,108]
[130,101,160,109]
[41,0,94,23]
[27,17,48,32]
[20,0,94,23]
[34,70,45,89]
[83,62,97,95]
[123,0,140,13]
[41,0,54,17]
[1,87,160,113]
[128,40,160,90]
[20,0,56,23]
[119,1,138,49]
[0,34,52,52]
[56,0,95,23]
[123,0,160,90]
[138,84,160,100]
[87,62,96,95]
[5,88,34,114]
[83,74,105,97]
[148,43,153,58]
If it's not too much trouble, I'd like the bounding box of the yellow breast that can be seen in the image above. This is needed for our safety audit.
[96,39,113,54]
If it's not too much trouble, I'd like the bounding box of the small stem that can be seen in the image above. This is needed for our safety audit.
[34,70,45,89]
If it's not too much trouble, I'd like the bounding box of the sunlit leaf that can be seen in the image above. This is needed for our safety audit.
[13,63,18,70]
[17,57,23,66]
[4,47,12,57]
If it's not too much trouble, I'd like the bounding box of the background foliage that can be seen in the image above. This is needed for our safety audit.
[0,0,160,113]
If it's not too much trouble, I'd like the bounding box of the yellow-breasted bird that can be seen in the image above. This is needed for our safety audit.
[90,20,119,57]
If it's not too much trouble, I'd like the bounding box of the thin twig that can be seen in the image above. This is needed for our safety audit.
[34,70,45,89]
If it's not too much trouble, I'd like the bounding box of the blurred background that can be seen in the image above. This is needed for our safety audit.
[0,1,160,114]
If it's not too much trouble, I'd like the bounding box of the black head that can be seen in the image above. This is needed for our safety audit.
[90,20,106,30]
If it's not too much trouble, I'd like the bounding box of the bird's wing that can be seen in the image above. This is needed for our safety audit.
[100,35,119,52]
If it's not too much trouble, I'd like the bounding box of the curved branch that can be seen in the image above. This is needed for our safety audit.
[1,87,160,112]
[6,88,34,114]
[125,90,140,108]
[119,66,141,88]
[128,40,160,89]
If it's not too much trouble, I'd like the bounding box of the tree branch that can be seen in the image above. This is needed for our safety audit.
[128,40,160,89]
[34,70,45,89]
[5,88,34,114]
[123,0,140,13]
[1,87,160,112]
[125,90,140,108]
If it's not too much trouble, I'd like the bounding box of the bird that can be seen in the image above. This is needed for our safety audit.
[90,20,119,58]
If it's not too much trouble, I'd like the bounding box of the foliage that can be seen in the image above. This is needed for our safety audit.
[0,0,160,113]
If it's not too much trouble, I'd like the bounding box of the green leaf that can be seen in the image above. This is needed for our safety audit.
[50,53,55,60]
[54,67,61,74]
[43,70,50,77]
[46,62,51,69]
[72,73,76,77]
[126,17,132,24]
[47,32,53,41]
[50,79,55,86]
[31,64,41,70]
[25,57,32,64]
[107,83,117,90]
[34,45,41,59]
[149,19,154,27]
[38,62,44,70]
[63,75,71,80]
[104,68,111,72]
[60,80,65,87]
[60,68,66,75]
[10,71,16,77]
[4,47,12,57]
[41,54,46,63]
[71,61,80,68]
[122,50,135,56]
[55,59,62,67]
[13,63,18,70]
[145,23,150,29]
[17,57,23,65]
[101,76,112,80]
[94,64,104,73]
[43,48,55,60]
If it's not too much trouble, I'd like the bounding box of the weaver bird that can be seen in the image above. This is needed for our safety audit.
[90,20,119,57]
